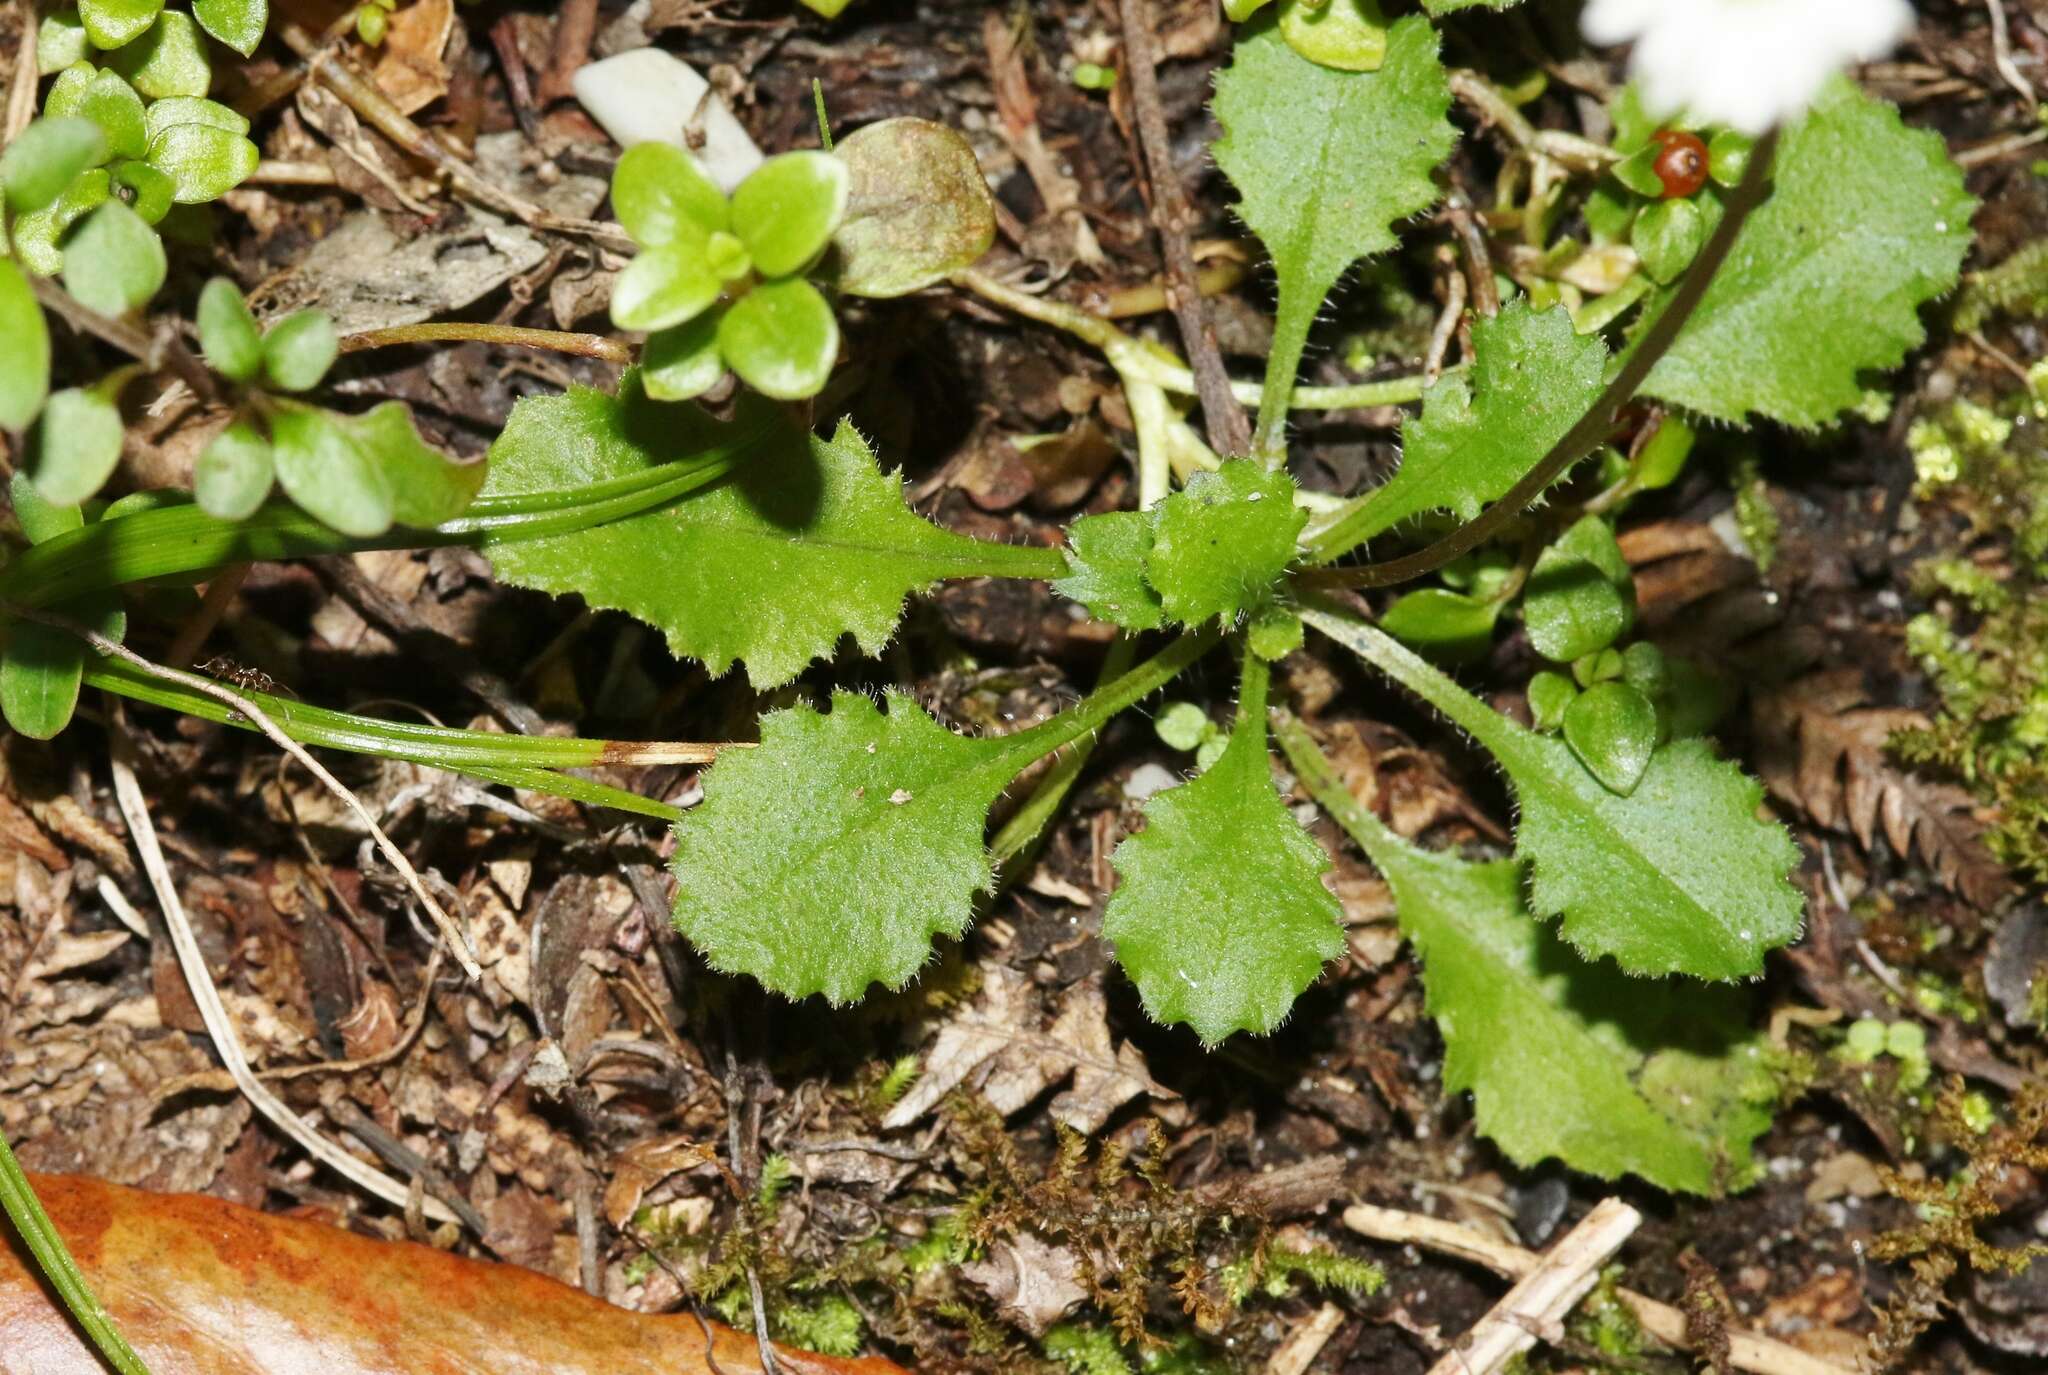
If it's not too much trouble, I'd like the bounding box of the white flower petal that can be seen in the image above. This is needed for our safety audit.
[1585,0,1914,133]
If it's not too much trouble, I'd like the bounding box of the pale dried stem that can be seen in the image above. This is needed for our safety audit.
[1424,1197,1639,1375]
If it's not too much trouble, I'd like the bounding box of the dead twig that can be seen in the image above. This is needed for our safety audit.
[1345,1203,1862,1375]
[539,0,603,105]
[1425,1198,1640,1375]
[8,601,484,981]
[107,718,460,1224]
[1267,1302,1346,1375]
[1116,0,1253,458]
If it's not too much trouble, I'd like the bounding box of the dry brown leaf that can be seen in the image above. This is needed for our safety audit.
[961,1232,1088,1336]
[2,1173,913,1375]
[602,1136,717,1228]
[1753,668,2011,908]
[371,0,455,114]
[882,967,1172,1131]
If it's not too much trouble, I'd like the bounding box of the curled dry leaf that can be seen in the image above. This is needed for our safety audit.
[1752,668,2010,908]
[829,117,997,298]
[1,1173,912,1375]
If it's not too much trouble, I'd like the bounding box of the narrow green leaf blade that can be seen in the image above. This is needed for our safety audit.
[0,261,52,431]
[671,689,1019,1004]
[483,382,1054,688]
[1212,16,1454,446]
[1301,602,1803,979]
[1278,713,1776,1195]
[1103,655,1343,1044]
[1642,79,1975,428]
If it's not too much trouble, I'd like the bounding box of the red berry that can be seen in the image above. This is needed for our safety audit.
[1650,130,1709,199]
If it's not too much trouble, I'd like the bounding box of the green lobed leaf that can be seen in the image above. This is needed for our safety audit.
[1,117,109,214]
[260,309,339,392]
[730,150,849,279]
[672,690,1021,1003]
[1642,79,1975,428]
[1301,602,1804,979]
[192,0,267,58]
[196,276,263,382]
[147,121,260,203]
[829,117,996,298]
[1147,459,1305,625]
[671,631,1215,1003]
[1277,713,1775,1195]
[1316,303,1606,554]
[26,383,125,507]
[1055,511,1166,630]
[480,380,1061,688]
[269,401,394,537]
[1212,15,1454,449]
[193,418,274,520]
[105,10,210,98]
[61,200,165,315]
[0,261,52,431]
[78,0,162,51]
[1103,652,1343,1044]
[716,277,840,400]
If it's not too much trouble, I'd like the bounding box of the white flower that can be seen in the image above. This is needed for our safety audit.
[1582,0,1915,134]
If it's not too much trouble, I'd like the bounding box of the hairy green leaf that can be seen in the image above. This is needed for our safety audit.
[1302,602,1803,979]
[671,632,1215,1003]
[1212,15,1453,449]
[481,380,1063,688]
[1278,714,1774,1194]
[1055,510,1165,630]
[1643,79,1974,428]
[148,121,259,203]
[1314,303,1605,556]
[1104,653,1343,1044]
[1147,459,1304,625]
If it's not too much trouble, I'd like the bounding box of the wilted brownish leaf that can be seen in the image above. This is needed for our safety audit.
[1753,668,2011,907]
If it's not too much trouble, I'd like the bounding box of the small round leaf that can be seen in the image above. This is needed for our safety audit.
[1278,0,1388,72]
[26,385,125,507]
[194,418,274,519]
[107,11,211,98]
[1155,701,1213,752]
[262,309,340,392]
[1632,197,1707,285]
[198,276,264,383]
[829,117,996,298]
[1523,516,1635,663]
[1380,586,1500,665]
[111,157,175,222]
[193,0,267,58]
[62,199,166,315]
[716,278,839,400]
[10,167,112,275]
[269,402,394,537]
[51,67,149,161]
[39,11,92,72]
[147,122,260,202]
[144,95,251,142]
[641,312,727,401]
[611,143,728,248]
[1,116,109,213]
[731,150,848,279]
[611,242,723,333]
[79,0,163,51]
[1247,603,1305,661]
[1526,670,1577,733]
[339,401,485,527]
[1562,681,1659,797]
[0,260,53,431]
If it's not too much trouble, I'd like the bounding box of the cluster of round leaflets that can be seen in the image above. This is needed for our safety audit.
[611,146,850,402]
[191,279,482,538]
[609,117,998,403]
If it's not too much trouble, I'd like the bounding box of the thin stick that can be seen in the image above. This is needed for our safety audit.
[5,0,40,140]
[339,321,633,363]
[107,731,460,1224]
[1344,1204,1860,1375]
[1425,1198,1639,1375]
[11,603,484,980]
[1267,1302,1345,1375]
[1116,0,1252,457]
[1301,125,1780,583]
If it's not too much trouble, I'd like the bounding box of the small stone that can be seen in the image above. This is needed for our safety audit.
[572,48,763,192]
